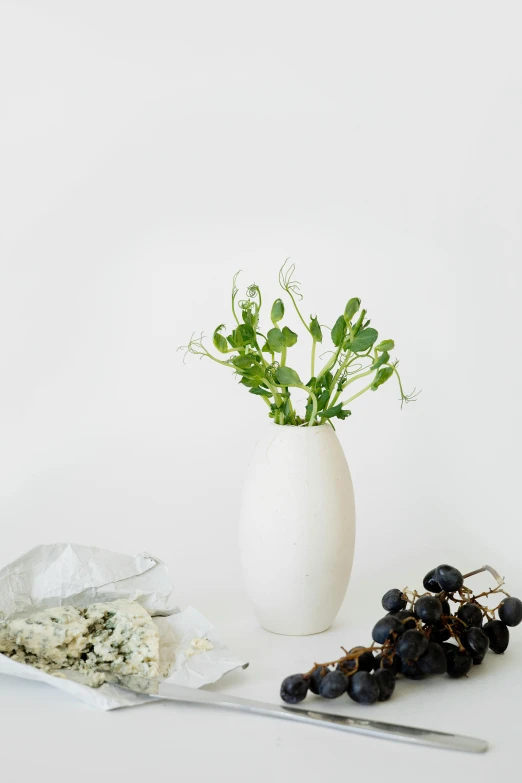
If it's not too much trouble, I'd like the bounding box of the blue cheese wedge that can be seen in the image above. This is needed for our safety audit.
[0,599,160,686]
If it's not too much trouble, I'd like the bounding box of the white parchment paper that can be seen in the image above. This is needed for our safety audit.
[0,543,247,710]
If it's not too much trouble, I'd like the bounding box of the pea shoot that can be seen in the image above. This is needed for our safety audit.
[180,261,418,427]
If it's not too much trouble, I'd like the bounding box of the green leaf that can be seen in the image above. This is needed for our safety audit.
[232,323,256,347]
[320,404,342,419]
[240,376,261,388]
[231,354,260,370]
[261,341,272,353]
[350,309,367,337]
[331,315,346,347]
[275,366,301,386]
[227,333,237,349]
[310,316,323,342]
[371,366,394,390]
[344,298,361,324]
[239,362,266,384]
[317,389,330,411]
[271,298,285,323]
[213,325,229,354]
[321,371,334,391]
[250,386,272,397]
[320,404,351,420]
[250,369,267,384]
[349,327,379,352]
[242,308,255,327]
[376,339,395,352]
[267,327,285,353]
[282,326,298,347]
[370,351,390,371]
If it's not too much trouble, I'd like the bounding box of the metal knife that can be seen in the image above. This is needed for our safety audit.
[112,676,487,753]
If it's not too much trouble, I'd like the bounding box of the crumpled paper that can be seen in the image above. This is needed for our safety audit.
[0,543,247,710]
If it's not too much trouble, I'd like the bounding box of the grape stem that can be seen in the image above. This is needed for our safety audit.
[462,565,506,589]
[304,644,383,679]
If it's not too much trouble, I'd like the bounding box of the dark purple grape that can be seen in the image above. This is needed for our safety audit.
[395,609,417,630]
[473,653,486,666]
[441,641,458,654]
[414,596,442,625]
[423,568,441,593]
[434,565,463,593]
[457,603,483,628]
[396,629,429,661]
[440,599,451,615]
[319,670,349,699]
[483,620,509,653]
[417,642,447,675]
[339,649,375,675]
[281,674,309,704]
[350,648,375,672]
[347,672,379,705]
[372,615,404,644]
[498,597,522,627]
[308,667,327,695]
[446,648,472,678]
[400,659,424,679]
[373,669,396,701]
[338,658,357,674]
[430,622,451,644]
[382,589,407,613]
[375,652,401,676]
[461,627,489,658]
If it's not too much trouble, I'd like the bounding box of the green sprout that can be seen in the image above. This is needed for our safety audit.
[180,263,419,427]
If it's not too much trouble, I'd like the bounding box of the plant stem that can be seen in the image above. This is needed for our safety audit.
[316,342,343,382]
[231,272,240,325]
[249,341,283,406]
[324,361,373,410]
[342,382,374,406]
[323,349,353,399]
[389,362,407,406]
[200,349,235,368]
[302,386,318,427]
[265,381,282,402]
[271,382,318,427]
[311,339,317,378]
[341,366,374,390]
[285,289,312,336]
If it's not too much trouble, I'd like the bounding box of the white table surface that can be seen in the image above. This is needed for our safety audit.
[0,587,519,783]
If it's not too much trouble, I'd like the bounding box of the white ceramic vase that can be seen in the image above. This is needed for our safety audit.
[239,423,356,636]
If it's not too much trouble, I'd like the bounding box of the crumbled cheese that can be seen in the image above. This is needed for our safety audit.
[0,599,160,686]
[184,637,214,658]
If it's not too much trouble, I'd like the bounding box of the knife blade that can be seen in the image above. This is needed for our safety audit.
[112,676,487,753]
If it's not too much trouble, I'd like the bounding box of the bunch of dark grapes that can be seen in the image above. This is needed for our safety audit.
[280,564,522,706]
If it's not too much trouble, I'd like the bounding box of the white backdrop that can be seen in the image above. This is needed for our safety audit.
[1,2,521,780]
